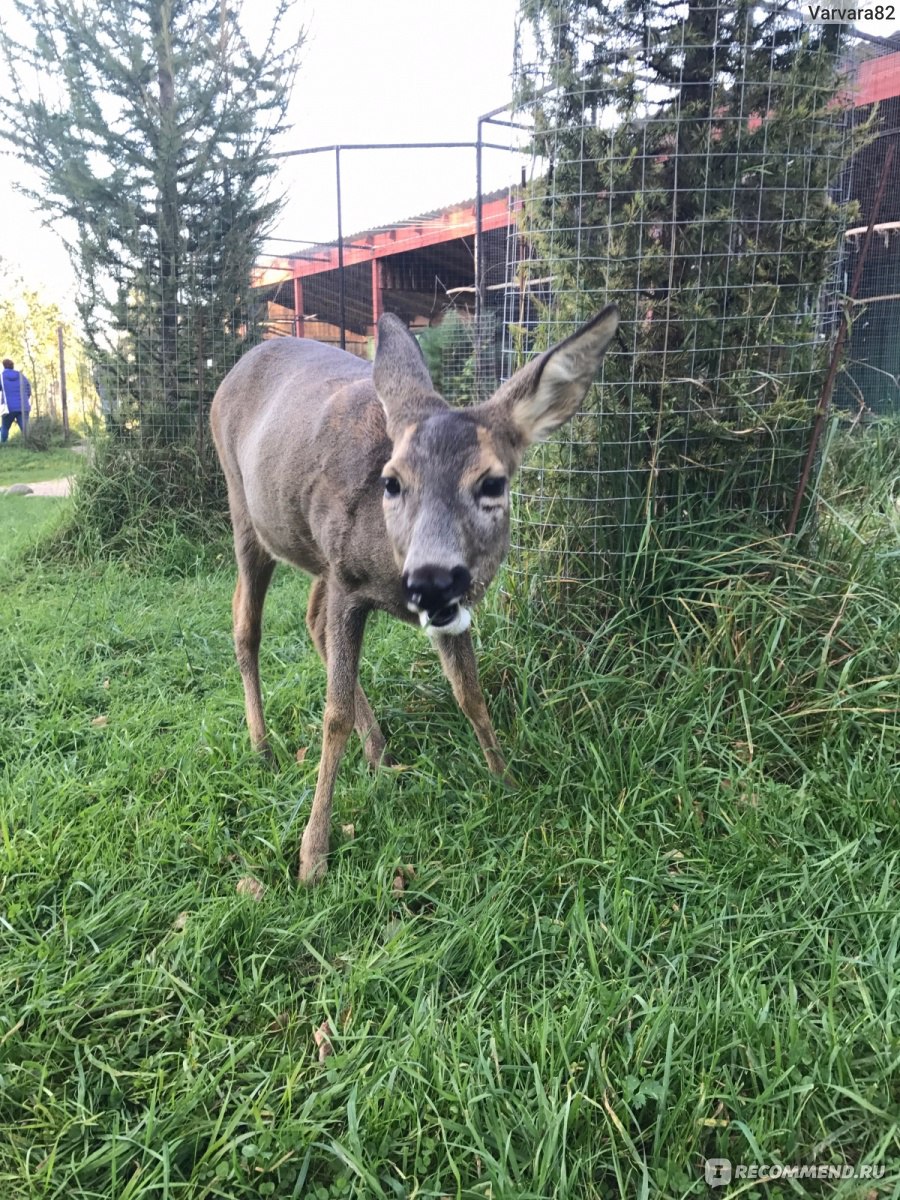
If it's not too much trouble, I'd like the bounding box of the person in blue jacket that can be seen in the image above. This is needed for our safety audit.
[1,358,32,442]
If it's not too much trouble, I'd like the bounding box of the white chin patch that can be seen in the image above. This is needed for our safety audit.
[420,605,472,638]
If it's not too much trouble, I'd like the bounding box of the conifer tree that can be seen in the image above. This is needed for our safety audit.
[516,0,856,563]
[0,0,301,438]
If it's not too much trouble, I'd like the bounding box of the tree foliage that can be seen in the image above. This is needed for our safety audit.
[0,259,94,435]
[514,0,860,577]
[417,311,479,405]
[0,0,302,439]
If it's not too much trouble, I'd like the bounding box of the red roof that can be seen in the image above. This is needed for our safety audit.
[256,192,515,286]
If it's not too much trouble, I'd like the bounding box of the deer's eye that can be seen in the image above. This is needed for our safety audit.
[382,476,402,499]
[478,476,507,500]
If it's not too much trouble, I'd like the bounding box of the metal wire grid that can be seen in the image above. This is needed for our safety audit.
[499,4,880,580]
[92,208,261,448]
[834,89,900,418]
[837,221,900,417]
[96,143,519,442]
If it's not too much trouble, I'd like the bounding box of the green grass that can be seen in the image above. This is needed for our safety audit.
[0,434,898,1198]
[0,441,85,487]
[0,495,71,564]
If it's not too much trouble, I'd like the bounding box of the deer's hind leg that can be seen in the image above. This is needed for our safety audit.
[306,577,393,769]
[232,522,276,757]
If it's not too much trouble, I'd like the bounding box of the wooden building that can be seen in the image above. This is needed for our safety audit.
[253,190,516,356]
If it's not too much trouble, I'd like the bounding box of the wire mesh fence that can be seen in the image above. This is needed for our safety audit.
[251,142,521,404]
[84,141,526,466]
[498,5,899,595]
[834,68,900,418]
[88,206,270,452]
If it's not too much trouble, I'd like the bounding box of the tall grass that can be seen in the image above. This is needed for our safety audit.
[0,426,897,1197]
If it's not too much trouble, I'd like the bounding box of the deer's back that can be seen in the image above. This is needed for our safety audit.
[211,337,398,591]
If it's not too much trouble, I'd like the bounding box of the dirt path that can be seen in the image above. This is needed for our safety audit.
[1,477,73,498]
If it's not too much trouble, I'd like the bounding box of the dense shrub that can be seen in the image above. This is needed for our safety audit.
[39,438,231,575]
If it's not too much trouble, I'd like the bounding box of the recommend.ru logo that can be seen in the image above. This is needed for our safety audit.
[705,1159,733,1187]
[703,1158,886,1187]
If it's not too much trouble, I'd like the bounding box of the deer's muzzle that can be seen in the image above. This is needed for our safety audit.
[403,565,472,636]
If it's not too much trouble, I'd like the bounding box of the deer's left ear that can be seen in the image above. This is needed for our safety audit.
[373,314,446,438]
[479,305,619,449]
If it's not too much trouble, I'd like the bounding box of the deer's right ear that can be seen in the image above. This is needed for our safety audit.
[373,314,445,438]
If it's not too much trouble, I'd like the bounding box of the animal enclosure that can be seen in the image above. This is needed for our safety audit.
[4,5,900,1193]
[91,6,900,597]
[500,5,900,591]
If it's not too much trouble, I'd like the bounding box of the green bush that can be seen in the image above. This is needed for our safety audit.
[39,438,231,574]
[14,414,70,450]
[416,311,477,403]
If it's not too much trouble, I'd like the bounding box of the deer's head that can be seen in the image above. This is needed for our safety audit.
[373,307,619,635]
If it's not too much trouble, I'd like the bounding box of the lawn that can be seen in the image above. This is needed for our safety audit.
[0,496,67,562]
[0,441,86,487]
[0,433,898,1198]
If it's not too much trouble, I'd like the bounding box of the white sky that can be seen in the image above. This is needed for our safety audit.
[3,0,899,311]
[3,0,524,308]
[270,0,525,247]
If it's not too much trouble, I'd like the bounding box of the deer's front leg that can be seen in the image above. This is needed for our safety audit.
[299,590,367,884]
[434,630,508,779]
[306,577,392,769]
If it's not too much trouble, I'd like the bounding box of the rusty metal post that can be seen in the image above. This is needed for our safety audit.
[336,146,346,351]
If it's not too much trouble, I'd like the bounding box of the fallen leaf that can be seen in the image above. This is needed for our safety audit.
[295,746,308,763]
[267,1010,292,1033]
[172,911,190,931]
[665,849,684,875]
[236,876,265,901]
[313,1020,334,1063]
[391,863,416,899]
[102,678,110,689]
[340,823,356,839]
[91,715,108,727]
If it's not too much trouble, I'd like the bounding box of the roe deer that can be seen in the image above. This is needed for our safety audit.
[211,306,619,882]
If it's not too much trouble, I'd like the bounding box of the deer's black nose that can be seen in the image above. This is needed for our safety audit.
[403,565,471,614]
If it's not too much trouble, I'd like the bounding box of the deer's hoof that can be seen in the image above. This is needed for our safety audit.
[364,740,395,771]
[299,842,329,886]
[255,740,278,769]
